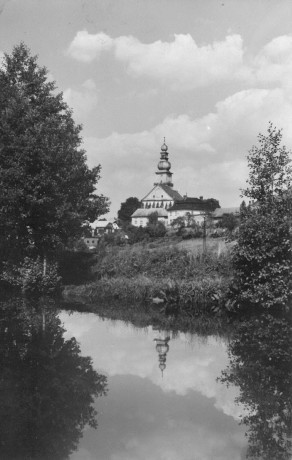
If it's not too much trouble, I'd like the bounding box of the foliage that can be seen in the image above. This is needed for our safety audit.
[57,250,97,285]
[219,315,292,459]
[121,223,149,244]
[146,213,167,238]
[0,43,109,260]
[231,124,292,311]
[92,245,232,281]
[171,216,185,231]
[63,275,229,317]
[1,257,62,295]
[118,197,141,223]
[218,213,238,232]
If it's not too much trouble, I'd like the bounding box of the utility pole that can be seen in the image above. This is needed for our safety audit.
[202,214,206,255]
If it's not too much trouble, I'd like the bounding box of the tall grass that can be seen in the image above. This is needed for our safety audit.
[63,242,233,320]
[63,275,229,315]
[93,245,232,281]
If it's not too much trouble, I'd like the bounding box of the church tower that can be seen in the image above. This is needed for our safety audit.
[155,138,173,187]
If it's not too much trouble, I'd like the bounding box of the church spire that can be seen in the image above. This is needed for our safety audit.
[155,139,173,187]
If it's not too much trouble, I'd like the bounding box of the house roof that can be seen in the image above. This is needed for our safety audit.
[131,208,168,218]
[90,219,113,229]
[169,197,219,212]
[212,207,240,217]
[142,184,183,201]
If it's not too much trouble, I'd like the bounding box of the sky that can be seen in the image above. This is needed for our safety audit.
[1,0,292,217]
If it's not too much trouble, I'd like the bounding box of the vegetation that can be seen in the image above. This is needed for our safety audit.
[0,43,109,293]
[64,243,233,320]
[230,124,292,312]
[118,196,141,223]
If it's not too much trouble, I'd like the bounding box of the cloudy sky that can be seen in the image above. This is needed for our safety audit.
[1,0,292,217]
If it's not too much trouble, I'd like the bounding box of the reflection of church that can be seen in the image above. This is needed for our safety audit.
[154,336,170,377]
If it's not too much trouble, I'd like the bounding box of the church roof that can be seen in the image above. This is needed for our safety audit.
[142,184,183,201]
[131,208,168,218]
[159,184,183,200]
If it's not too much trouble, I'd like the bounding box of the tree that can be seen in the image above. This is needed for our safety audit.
[118,197,141,223]
[146,212,167,238]
[0,44,109,264]
[219,213,238,232]
[231,124,292,311]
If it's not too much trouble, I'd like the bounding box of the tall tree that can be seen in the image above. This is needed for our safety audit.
[118,197,141,223]
[0,43,109,262]
[231,124,292,311]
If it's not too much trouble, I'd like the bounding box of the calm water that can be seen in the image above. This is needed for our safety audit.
[60,311,247,460]
[0,298,291,459]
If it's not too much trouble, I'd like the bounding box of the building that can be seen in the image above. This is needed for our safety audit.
[82,236,100,250]
[90,218,114,235]
[168,197,219,226]
[131,140,220,227]
[131,140,183,227]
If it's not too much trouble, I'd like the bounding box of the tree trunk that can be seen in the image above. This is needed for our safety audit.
[43,254,47,277]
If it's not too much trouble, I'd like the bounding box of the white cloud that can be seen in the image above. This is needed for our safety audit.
[67,30,114,62]
[114,33,245,90]
[253,35,292,87]
[63,79,98,121]
[67,31,246,89]
[67,31,292,92]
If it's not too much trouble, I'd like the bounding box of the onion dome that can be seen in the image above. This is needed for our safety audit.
[158,159,171,171]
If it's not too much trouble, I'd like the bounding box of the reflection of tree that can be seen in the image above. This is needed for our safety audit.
[0,298,107,460]
[219,315,292,459]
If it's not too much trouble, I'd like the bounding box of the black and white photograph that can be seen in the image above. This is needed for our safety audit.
[0,1,291,459]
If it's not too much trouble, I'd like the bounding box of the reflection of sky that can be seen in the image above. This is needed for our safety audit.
[59,311,247,460]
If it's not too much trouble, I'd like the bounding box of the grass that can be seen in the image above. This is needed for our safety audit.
[63,238,234,322]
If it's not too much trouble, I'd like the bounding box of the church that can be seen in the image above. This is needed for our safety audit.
[131,140,220,227]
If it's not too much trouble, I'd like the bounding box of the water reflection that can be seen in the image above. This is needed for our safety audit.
[154,333,170,377]
[219,315,292,459]
[61,311,247,459]
[0,298,107,460]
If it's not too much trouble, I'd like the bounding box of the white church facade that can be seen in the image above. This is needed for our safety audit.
[131,140,220,227]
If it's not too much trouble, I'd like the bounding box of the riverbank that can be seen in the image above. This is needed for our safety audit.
[63,238,234,319]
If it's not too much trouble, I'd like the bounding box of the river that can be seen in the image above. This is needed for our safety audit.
[0,297,290,459]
